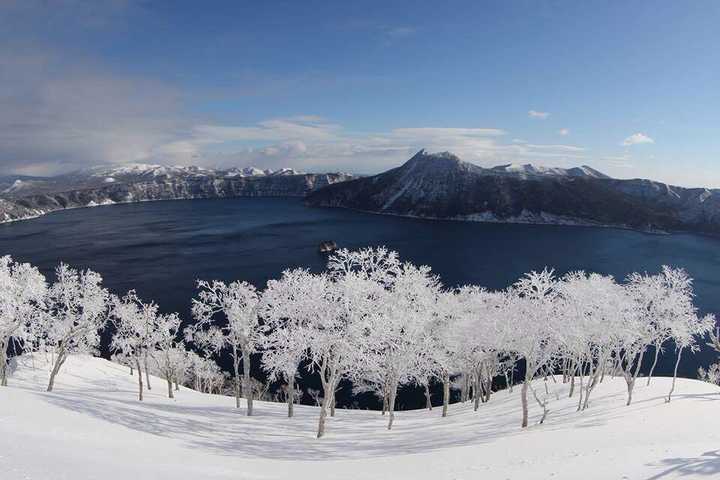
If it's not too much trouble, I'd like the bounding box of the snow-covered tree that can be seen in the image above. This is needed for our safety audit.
[0,256,47,386]
[653,267,715,402]
[185,350,227,394]
[364,262,441,429]
[303,247,393,438]
[259,268,316,417]
[42,264,109,392]
[555,271,627,410]
[190,279,262,415]
[149,311,183,398]
[110,291,161,401]
[452,286,508,411]
[621,266,705,406]
[424,290,464,418]
[508,269,560,428]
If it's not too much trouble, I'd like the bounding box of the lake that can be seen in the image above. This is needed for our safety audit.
[2,197,719,404]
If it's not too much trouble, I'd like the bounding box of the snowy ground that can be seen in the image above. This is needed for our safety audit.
[2,355,720,480]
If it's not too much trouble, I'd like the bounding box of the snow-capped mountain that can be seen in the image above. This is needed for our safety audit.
[0,163,351,223]
[81,163,305,182]
[490,163,611,179]
[306,150,720,235]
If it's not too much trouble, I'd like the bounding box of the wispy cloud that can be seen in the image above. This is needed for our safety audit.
[384,26,417,38]
[528,110,550,119]
[558,128,569,136]
[168,116,587,174]
[622,132,654,146]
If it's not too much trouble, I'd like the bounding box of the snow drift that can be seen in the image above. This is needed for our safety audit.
[2,354,720,480]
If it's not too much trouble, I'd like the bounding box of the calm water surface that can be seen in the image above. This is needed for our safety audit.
[2,197,719,384]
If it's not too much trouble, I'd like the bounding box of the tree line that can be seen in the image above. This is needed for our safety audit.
[0,248,716,438]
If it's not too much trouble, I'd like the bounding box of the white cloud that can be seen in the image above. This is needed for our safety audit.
[528,110,550,119]
[0,46,187,175]
[0,46,590,176]
[170,116,588,174]
[622,132,654,146]
[524,144,584,152]
[558,128,569,136]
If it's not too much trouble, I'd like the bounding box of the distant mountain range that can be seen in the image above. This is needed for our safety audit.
[306,150,720,235]
[0,163,353,223]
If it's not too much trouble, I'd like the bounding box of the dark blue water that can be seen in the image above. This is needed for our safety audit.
[1,197,719,395]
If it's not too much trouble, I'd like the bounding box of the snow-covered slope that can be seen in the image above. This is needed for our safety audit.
[491,163,611,179]
[2,354,720,480]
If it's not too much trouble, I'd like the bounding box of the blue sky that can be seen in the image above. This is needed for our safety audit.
[1,1,719,186]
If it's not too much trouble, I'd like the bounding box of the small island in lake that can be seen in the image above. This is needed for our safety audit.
[318,240,338,253]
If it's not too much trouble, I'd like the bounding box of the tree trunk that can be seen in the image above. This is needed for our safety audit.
[144,353,151,391]
[530,384,548,424]
[0,340,7,387]
[441,373,450,417]
[287,375,295,418]
[166,376,174,399]
[174,378,179,391]
[647,344,661,386]
[381,390,388,415]
[473,376,482,411]
[329,375,340,417]
[484,377,493,403]
[626,348,646,406]
[624,373,634,406]
[317,392,329,438]
[509,365,515,393]
[582,363,600,410]
[316,359,332,439]
[666,347,683,403]
[460,374,469,402]
[242,347,253,416]
[576,366,584,411]
[233,346,241,409]
[424,381,432,410]
[387,380,398,430]
[47,349,68,392]
[136,358,144,401]
[521,379,529,428]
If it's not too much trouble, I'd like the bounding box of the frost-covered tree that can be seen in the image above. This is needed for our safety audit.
[508,269,559,428]
[365,262,441,429]
[452,287,508,411]
[149,311,183,398]
[621,266,704,406]
[424,290,465,418]
[259,268,316,417]
[185,350,225,393]
[42,264,108,392]
[653,268,715,402]
[304,248,391,438]
[110,291,161,401]
[555,272,627,411]
[0,256,47,386]
[190,280,262,415]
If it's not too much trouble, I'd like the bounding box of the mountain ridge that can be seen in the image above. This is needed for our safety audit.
[0,164,353,223]
[305,150,720,235]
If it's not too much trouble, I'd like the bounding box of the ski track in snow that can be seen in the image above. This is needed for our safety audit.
[2,354,720,480]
